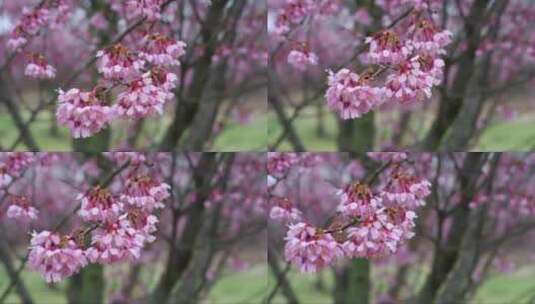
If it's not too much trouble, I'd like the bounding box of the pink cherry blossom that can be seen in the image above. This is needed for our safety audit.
[114,68,177,119]
[126,209,160,243]
[105,152,147,165]
[382,172,431,209]
[337,182,382,218]
[409,20,452,55]
[120,175,170,211]
[2,152,35,174]
[269,197,302,222]
[0,166,12,187]
[56,88,114,138]
[6,204,38,221]
[24,53,56,79]
[402,0,439,10]
[140,33,187,67]
[365,31,411,65]
[96,44,144,81]
[342,207,417,257]
[284,222,343,272]
[267,152,299,177]
[287,49,318,70]
[126,0,165,21]
[367,152,408,163]
[325,69,385,119]
[28,231,88,283]
[6,3,71,53]
[384,54,444,105]
[6,27,28,52]
[18,7,50,36]
[78,186,124,222]
[85,216,148,264]
[6,195,38,221]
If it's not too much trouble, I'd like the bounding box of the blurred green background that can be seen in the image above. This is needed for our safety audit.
[267,266,535,304]
[268,108,535,151]
[3,264,535,303]
[0,112,267,152]
[0,265,267,304]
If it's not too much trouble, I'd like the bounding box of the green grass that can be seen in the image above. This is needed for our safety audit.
[268,109,535,151]
[268,109,338,151]
[0,112,266,151]
[0,113,72,151]
[477,118,535,151]
[205,266,267,303]
[2,264,535,303]
[269,270,333,304]
[0,269,67,304]
[212,116,267,151]
[0,265,266,304]
[266,266,535,304]
[473,266,535,304]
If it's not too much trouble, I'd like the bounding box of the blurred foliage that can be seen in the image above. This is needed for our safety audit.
[266,266,535,304]
[0,265,267,304]
[268,110,535,151]
[0,112,267,152]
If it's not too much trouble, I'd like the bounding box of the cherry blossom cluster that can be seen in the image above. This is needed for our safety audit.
[287,48,319,71]
[274,0,339,36]
[267,152,319,187]
[115,67,178,119]
[56,87,114,138]
[7,6,50,52]
[28,231,88,283]
[274,0,338,71]
[126,0,167,21]
[57,34,185,138]
[284,222,344,272]
[270,156,431,273]
[27,173,169,282]
[6,195,39,222]
[0,154,37,221]
[6,1,70,79]
[24,53,56,79]
[270,153,535,299]
[375,0,441,13]
[267,152,300,178]
[269,196,303,222]
[0,152,35,187]
[325,69,386,119]
[325,16,451,118]
[367,152,408,163]
[140,34,187,67]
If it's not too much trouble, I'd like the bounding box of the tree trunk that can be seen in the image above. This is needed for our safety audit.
[150,154,218,303]
[68,264,104,304]
[441,1,509,150]
[416,153,487,303]
[72,129,111,152]
[0,234,34,304]
[421,0,490,150]
[267,247,299,304]
[337,112,375,152]
[346,259,370,304]
[160,0,229,150]
[434,207,486,304]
